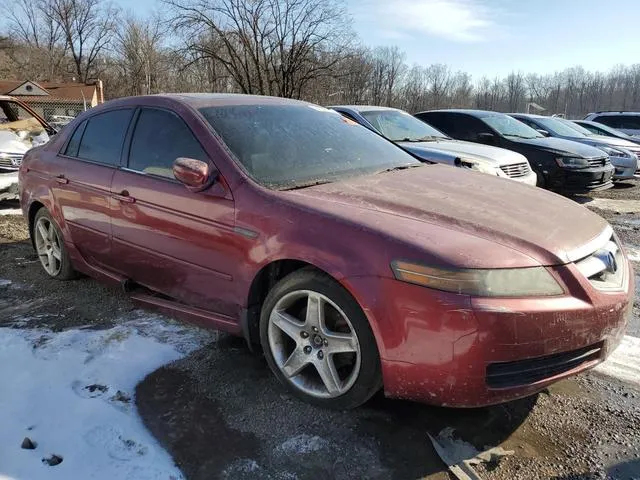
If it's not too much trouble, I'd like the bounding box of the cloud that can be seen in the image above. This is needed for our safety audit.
[351,0,500,43]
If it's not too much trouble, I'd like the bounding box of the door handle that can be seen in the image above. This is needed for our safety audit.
[55,174,68,184]
[113,190,136,204]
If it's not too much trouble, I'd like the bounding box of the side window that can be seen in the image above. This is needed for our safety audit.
[451,115,488,141]
[128,108,208,180]
[518,118,538,130]
[63,120,87,157]
[594,115,634,129]
[418,113,450,134]
[78,109,133,166]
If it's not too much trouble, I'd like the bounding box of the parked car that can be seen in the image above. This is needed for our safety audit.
[584,112,640,137]
[20,94,633,409]
[0,95,55,201]
[48,115,76,131]
[415,110,614,193]
[330,106,536,185]
[510,113,639,180]
[572,120,640,145]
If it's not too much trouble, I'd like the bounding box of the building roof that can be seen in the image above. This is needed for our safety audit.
[0,80,98,103]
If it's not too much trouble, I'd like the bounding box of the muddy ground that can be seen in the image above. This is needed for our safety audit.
[0,181,639,480]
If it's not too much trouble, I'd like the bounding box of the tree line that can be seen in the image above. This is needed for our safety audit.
[2,0,640,118]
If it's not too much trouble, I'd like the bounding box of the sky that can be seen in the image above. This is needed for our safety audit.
[347,0,640,78]
[101,0,640,79]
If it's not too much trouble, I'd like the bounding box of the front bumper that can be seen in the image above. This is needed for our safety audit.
[0,171,19,201]
[610,156,639,179]
[509,170,537,186]
[345,260,633,407]
[549,165,614,193]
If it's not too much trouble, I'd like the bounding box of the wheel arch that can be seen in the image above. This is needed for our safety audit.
[242,258,373,351]
[27,200,46,249]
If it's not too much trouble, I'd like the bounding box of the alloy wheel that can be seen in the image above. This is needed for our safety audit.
[34,216,63,276]
[267,289,361,399]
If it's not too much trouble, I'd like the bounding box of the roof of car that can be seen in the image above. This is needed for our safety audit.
[509,113,545,119]
[587,111,640,116]
[109,93,312,109]
[419,109,505,117]
[329,105,400,112]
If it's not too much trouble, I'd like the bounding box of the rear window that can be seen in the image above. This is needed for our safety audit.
[77,109,133,166]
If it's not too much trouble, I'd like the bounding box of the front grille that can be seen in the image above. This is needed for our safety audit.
[0,153,23,169]
[500,162,531,178]
[587,156,609,168]
[575,235,626,290]
[486,342,603,389]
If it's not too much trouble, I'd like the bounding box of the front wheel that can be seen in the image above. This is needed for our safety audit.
[260,268,382,410]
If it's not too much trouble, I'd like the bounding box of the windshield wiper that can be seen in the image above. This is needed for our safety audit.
[376,163,423,174]
[503,133,537,139]
[395,136,437,142]
[279,179,335,191]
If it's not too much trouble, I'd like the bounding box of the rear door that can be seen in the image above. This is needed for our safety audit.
[54,108,133,266]
[109,106,237,316]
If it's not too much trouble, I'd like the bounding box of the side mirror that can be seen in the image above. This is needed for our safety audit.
[536,129,550,137]
[477,132,496,145]
[173,157,217,192]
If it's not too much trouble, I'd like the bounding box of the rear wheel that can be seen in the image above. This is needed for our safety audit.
[33,208,77,280]
[260,268,382,410]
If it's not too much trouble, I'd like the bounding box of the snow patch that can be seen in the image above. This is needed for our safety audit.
[595,335,640,386]
[0,278,12,287]
[221,458,262,477]
[277,434,329,455]
[0,316,212,480]
[626,245,640,262]
[583,197,640,214]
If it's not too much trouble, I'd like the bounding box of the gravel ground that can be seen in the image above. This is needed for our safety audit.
[0,180,639,480]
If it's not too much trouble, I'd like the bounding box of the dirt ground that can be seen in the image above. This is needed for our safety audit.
[0,181,639,480]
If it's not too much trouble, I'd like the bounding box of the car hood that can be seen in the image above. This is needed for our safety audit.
[584,135,640,150]
[288,165,608,266]
[399,139,527,166]
[0,131,30,154]
[515,136,607,158]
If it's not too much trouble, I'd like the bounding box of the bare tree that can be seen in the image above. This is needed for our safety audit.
[166,0,352,98]
[505,72,525,112]
[3,0,69,79]
[113,13,167,95]
[44,0,119,83]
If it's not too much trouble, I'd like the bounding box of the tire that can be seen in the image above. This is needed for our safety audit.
[32,208,77,280]
[259,267,382,410]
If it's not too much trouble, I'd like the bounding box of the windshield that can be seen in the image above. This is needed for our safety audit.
[199,104,420,190]
[535,117,588,137]
[579,121,630,138]
[558,119,597,136]
[360,109,448,142]
[0,100,49,150]
[482,114,544,139]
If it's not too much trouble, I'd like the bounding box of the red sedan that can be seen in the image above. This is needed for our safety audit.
[19,94,634,409]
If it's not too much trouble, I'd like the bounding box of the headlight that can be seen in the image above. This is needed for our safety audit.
[391,261,564,297]
[600,146,630,158]
[555,156,589,169]
[460,159,504,177]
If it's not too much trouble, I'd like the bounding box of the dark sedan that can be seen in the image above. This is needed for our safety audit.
[510,113,639,180]
[415,109,614,193]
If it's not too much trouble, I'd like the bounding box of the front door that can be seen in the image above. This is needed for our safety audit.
[110,107,238,316]
[53,108,133,266]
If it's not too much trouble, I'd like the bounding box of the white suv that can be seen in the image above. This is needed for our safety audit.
[584,112,640,137]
